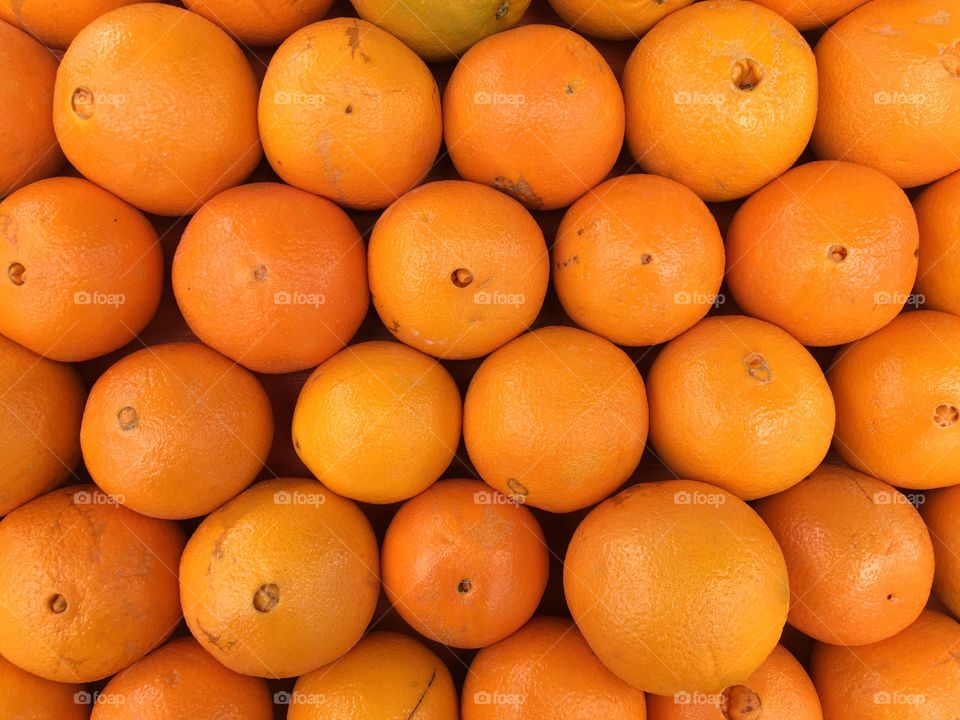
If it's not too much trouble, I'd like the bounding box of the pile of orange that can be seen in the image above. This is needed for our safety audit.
[2,0,960,718]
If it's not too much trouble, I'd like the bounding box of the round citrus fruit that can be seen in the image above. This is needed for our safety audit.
[0,0,138,48]
[443,24,624,210]
[0,652,87,720]
[367,180,549,359]
[289,631,458,720]
[381,479,549,649]
[920,484,960,619]
[915,169,960,317]
[548,0,693,40]
[564,479,789,695]
[464,326,647,512]
[813,0,960,188]
[726,161,919,346]
[752,0,867,29]
[260,18,441,210]
[180,477,379,678]
[182,0,333,45]
[0,177,163,362]
[553,174,725,347]
[172,182,369,374]
[0,485,185,683]
[829,310,960,490]
[623,0,817,201]
[53,3,261,216]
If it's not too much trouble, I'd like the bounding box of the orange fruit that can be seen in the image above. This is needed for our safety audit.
[463,326,648,512]
[292,341,461,504]
[0,177,163,362]
[564,480,789,695]
[172,182,369,374]
[553,174,725,347]
[0,0,138,48]
[752,0,867,29]
[180,477,379,678]
[645,645,822,720]
[755,463,934,646]
[0,652,87,720]
[646,315,834,500]
[623,0,817,201]
[367,180,549,359]
[920,484,960,619]
[547,0,693,40]
[260,18,441,211]
[443,24,624,210]
[90,637,272,720]
[462,616,648,720]
[289,631,458,720]
[381,479,549,649]
[813,0,960,188]
[811,610,960,720]
[0,485,184,683]
[0,334,85,516]
[726,161,919,347]
[181,0,333,45]
[829,310,960,490]
[80,342,273,520]
[53,3,261,216]
[0,22,63,197]
[349,0,532,62]
[915,169,960,316]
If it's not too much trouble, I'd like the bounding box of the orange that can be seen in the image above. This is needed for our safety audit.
[645,645,822,720]
[182,0,333,46]
[829,310,960,490]
[381,479,549,649]
[367,180,549,359]
[0,22,63,197]
[752,0,867,29]
[726,161,920,346]
[180,477,379,678]
[349,0,532,62]
[920,484,960,619]
[443,24,624,210]
[547,0,693,40]
[811,610,960,720]
[553,174,725,347]
[915,170,960,316]
[462,616,648,720]
[172,182,369,374]
[53,3,261,216]
[0,652,87,720]
[0,0,138,48]
[90,637,272,720]
[292,341,461,504]
[289,631,458,720]
[0,334,85,516]
[755,463,934,646]
[260,18,441,211]
[646,315,834,500]
[813,0,960,188]
[623,0,817,201]
[564,480,789,695]
[463,326,647,512]
[0,485,184,683]
[0,177,163,362]
[80,342,273,520]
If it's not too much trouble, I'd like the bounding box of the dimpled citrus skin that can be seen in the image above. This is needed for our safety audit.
[367,180,549,359]
[755,464,934,646]
[80,342,273,520]
[53,4,261,216]
[0,653,88,720]
[920,485,960,618]
[182,0,333,45]
[623,0,817,202]
[564,480,789,696]
[260,18,441,211]
[752,0,867,29]
[443,24,624,211]
[381,479,549,649]
[646,645,822,720]
[811,611,960,720]
[0,334,85,516]
[289,631,459,720]
[180,478,380,679]
[0,0,138,48]
[0,485,185,683]
[726,161,919,347]
[553,174,725,347]
[0,177,163,362]
[462,616,649,720]
[828,311,960,490]
[292,341,462,504]
[813,0,960,188]
[548,0,693,40]
[464,326,648,512]
[915,170,960,317]
[172,182,369,374]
